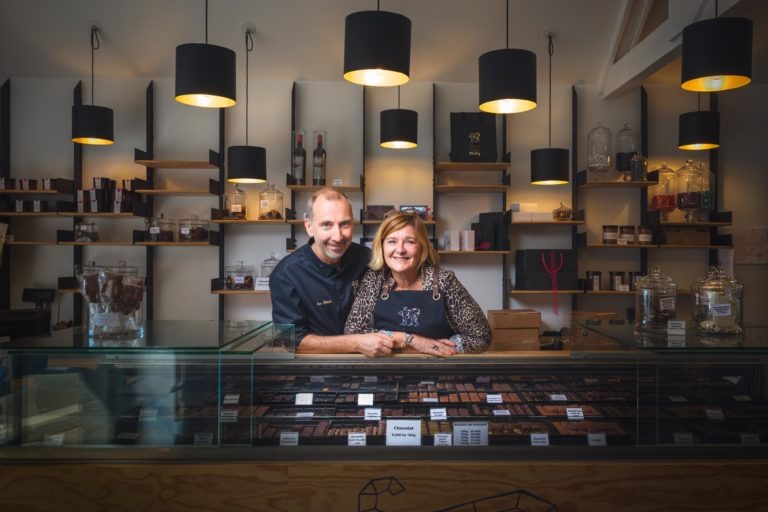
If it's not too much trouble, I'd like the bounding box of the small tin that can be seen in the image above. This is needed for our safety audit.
[586,271,602,291]
[602,225,618,245]
[609,271,626,291]
[619,225,635,245]
[637,226,654,245]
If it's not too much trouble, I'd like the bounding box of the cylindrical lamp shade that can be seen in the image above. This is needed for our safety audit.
[344,11,411,87]
[72,105,114,145]
[681,17,752,92]
[228,145,267,183]
[678,111,720,150]
[175,43,237,108]
[479,49,537,114]
[380,109,418,149]
[531,148,569,185]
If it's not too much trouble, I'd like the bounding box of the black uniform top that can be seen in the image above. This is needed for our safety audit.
[269,241,370,344]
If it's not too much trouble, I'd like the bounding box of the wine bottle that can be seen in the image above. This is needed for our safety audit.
[312,132,327,186]
[291,133,306,185]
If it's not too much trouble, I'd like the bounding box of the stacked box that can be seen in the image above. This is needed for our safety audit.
[570,310,622,351]
[487,309,541,351]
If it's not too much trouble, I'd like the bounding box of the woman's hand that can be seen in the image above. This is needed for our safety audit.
[410,334,457,357]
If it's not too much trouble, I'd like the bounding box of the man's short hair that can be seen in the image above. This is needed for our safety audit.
[305,188,353,221]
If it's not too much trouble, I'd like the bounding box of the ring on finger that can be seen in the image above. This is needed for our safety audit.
[432,344,438,351]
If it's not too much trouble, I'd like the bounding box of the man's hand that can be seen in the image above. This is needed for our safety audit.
[355,332,397,357]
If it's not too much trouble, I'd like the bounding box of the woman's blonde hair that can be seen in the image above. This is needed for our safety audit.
[369,211,439,271]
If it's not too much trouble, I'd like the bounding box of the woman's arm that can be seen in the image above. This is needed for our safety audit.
[343,269,380,335]
[440,270,491,353]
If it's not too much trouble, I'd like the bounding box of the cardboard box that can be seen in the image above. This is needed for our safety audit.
[509,203,538,212]
[657,227,710,246]
[491,328,540,350]
[570,310,623,351]
[488,309,541,329]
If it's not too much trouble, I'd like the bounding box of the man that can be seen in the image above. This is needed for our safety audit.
[270,188,395,356]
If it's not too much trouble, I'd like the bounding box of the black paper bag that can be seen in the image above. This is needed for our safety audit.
[449,112,497,162]
[515,249,578,290]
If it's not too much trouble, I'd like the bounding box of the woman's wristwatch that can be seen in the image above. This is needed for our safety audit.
[404,332,415,348]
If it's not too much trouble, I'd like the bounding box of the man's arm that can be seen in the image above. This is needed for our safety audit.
[298,332,396,357]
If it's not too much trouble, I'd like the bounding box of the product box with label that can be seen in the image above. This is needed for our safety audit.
[657,227,710,246]
[487,309,541,329]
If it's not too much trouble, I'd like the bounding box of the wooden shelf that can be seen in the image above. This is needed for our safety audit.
[439,250,508,255]
[57,212,136,218]
[134,159,217,169]
[510,221,584,226]
[583,244,650,249]
[654,221,731,227]
[362,220,436,225]
[211,219,286,225]
[658,244,733,249]
[211,289,271,295]
[435,162,509,172]
[585,290,634,295]
[0,189,59,195]
[287,185,361,193]
[510,290,583,295]
[5,240,57,246]
[135,189,215,196]
[578,181,655,189]
[58,241,135,246]
[435,185,508,193]
[0,211,59,217]
[135,241,213,246]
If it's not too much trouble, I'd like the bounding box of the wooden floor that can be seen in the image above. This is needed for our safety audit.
[2,460,767,511]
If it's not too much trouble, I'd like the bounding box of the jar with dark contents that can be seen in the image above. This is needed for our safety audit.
[75,222,99,242]
[224,261,256,290]
[224,184,248,220]
[637,226,654,245]
[619,225,635,245]
[609,271,626,291]
[602,225,619,245]
[676,159,703,222]
[635,265,677,331]
[649,163,676,221]
[146,214,175,242]
[179,214,209,242]
[585,271,602,291]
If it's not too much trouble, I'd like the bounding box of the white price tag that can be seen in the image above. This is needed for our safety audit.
[434,433,453,446]
[673,432,694,444]
[706,408,725,421]
[430,408,448,421]
[223,393,240,405]
[43,434,65,446]
[530,433,550,447]
[180,227,191,235]
[386,420,422,446]
[733,395,752,402]
[476,376,491,384]
[363,376,378,383]
[194,433,213,446]
[149,226,160,234]
[139,408,158,422]
[279,431,299,446]
[550,394,567,402]
[422,397,439,403]
[358,393,374,406]
[452,422,489,447]
[364,408,382,421]
[295,393,313,405]
[310,376,325,383]
[486,394,503,404]
[348,432,367,446]
[295,412,314,418]
[712,304,732,317]
[492,409,511,416]
[221,409,239,423]
[588,433,607,446]
[740,433,761,445]
[234,276,245,284]
[566,407,585,421]
[669,395,687,403]
[667,320,686,336]
[419,381,435,386]
[659,296,676,311]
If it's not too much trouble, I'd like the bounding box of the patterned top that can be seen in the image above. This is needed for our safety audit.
[344,264,491,353]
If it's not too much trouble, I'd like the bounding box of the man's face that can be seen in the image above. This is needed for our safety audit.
[305,196,354,264]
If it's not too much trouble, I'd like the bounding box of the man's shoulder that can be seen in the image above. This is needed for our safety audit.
[271,245,311,276]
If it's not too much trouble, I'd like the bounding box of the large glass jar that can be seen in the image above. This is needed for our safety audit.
[179,214,209,242]
[260,252,280,278]
[75,222,99,242]
[258,182,283,220]
[675,159,704,222]
[145,214,175,242]
[75,261,145,338]
[697,161,715,221]
[224,261,255,290]
[615,123,639,179]
[691,266,743,335]
[649,163,676,221]
[224,184,248,220]
[635,265,677,332]
[587,122,612,181]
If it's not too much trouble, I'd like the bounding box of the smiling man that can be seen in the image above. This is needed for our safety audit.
[269,188,395,356]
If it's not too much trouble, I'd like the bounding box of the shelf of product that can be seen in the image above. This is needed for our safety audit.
[59,241,135,246]
[434,162,510,172]
[134,189,217,197]
[434,185,509,193]
[510,220,584,226]
[133,159,218,169]
[134,241,216,247]
[0,211,59,217]
[211,219,286,225]
[576,170,657,189]
[510,290,583,295]
[5,240,57,246]
[57,212,136,218]
[439,250,508,255]
[0,189,59,195]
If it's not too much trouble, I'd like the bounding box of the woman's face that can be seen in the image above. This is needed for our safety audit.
[383,225,421,275]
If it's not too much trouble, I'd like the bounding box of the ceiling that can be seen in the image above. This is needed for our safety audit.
[0,0,765,90]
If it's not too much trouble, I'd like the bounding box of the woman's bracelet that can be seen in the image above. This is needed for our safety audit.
[404,332,415,348]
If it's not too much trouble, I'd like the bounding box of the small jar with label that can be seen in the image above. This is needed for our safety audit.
[258,182,283,220]
[637,226,654,246]
[145,214,175,242]
[691,266,743,335]
[224,261,255,290]
[619,225,635,245]
[224,184,248,220]
[179,214,209,242]
[260,252,281,278]
[585,271,602,291]
[609,271,626,291]
[75,222,99,242]
[635,265,677,331]
[602,225,618,245]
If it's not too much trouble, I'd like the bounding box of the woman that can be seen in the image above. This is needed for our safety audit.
[344,211,490,355]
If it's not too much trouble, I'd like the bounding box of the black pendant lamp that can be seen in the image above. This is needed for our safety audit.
[72,25,114,145]
[343,1,411,87]
[228,27,267,183]
[175,0,236,108]
[479,0,537,114]
[380,87,417,149]
[678,95,720,150]
[531,35,568,185]
[681,0,752,92]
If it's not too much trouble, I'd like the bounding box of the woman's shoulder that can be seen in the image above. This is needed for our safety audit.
[423,264,456,287]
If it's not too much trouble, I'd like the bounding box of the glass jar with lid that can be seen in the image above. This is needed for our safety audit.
[224,261,255,290]
[635,265,678,332]
[615,123,639,180]
[75,222,99,242]
[552,202,572,221]
[697,161,715,221]
[224,183,248,220]
[587,122,613,181]
[145,214,175,242]
[260,252,281,278]
[649,163,676,221]
[179,214,209,242]
[675,159,704,222]
[629,153,648,182]
[691,266,743,335]
[258,182,283,220]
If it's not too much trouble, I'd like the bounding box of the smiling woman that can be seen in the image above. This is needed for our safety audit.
[345,211,491,355]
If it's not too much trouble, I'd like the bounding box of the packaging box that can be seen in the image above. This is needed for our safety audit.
[459,230,475,251]
[570,310,623,351]
[509,203,538,212]
[657,227,710,246]
[530,212,554,221]
[491,328,540,350]
[488,309,541,329]
[478,211,510,250]
[515,249,578,290]
[443,229,460,251]
[511,212,533,222]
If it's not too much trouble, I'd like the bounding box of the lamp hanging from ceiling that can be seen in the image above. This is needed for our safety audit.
[678,94,720,150]
[72,24,114,145]
[175,0,236,107]
[343,0,411,87]
[681,0,752,92]
[531,34,568,185]
[228,26,267,183]
[478,0,537,114]
[380,87,418,149]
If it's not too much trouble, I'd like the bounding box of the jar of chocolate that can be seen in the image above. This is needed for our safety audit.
[609,271,626,291]
[585,271,602,291]
[691,266,743,335]
[260,252,281,278]
[146,214,175,242]
[224,261,256,290]
[224,183,248,220]
[635,265,677,332]
[637,226,654,245]
[75,222,99,243]
[179,214,209,242]
[602,225,619,245]
[258,182,283,220]
[619,225,635,245]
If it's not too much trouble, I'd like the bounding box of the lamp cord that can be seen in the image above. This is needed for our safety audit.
[715,0,719,17]
[506,0,509,49]
[377,0,380,11]
[397,86,401,108]
[90,25,100,106]
[547,34,554,148]
[245,29,254,145]
[204,0,209,43]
